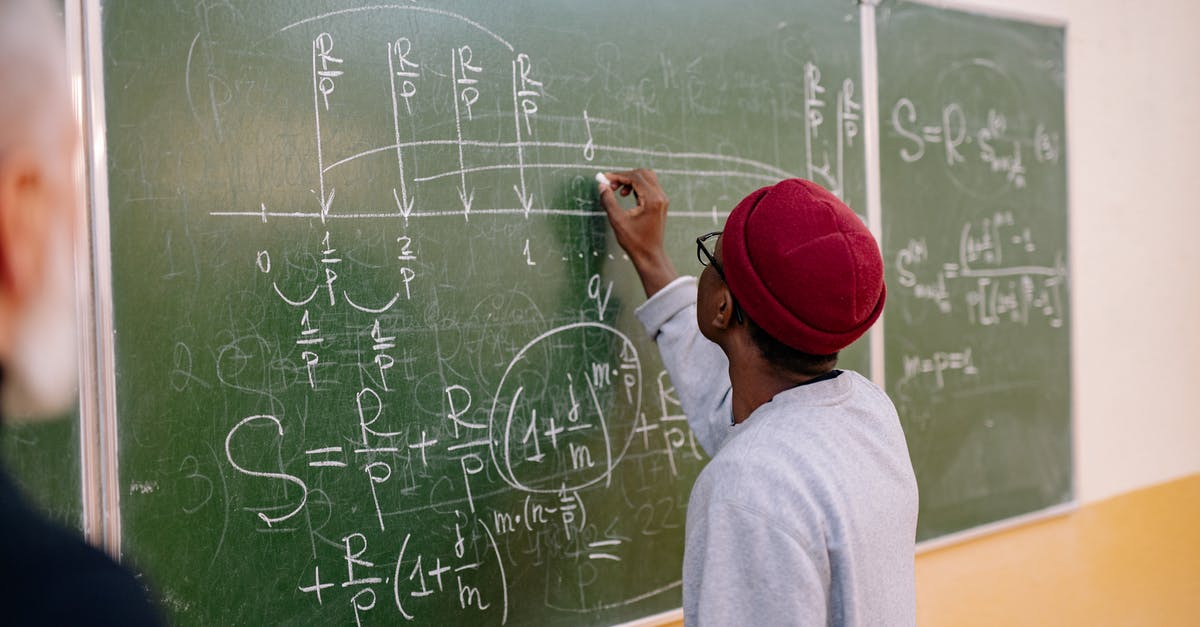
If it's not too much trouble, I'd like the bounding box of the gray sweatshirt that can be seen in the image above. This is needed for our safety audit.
[635,277,919,626]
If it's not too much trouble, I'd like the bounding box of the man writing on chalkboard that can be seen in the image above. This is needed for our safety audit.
[599,169,918,625]
[0,0,162,624]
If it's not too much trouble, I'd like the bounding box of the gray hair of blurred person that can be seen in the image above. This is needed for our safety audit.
[0,0,81,421]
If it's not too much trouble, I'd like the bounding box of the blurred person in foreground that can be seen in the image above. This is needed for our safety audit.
[0,0,162,624]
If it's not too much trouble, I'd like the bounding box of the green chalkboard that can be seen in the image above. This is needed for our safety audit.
[877,1,1071,541]
[1,411,82,530]
[101,1,866,623]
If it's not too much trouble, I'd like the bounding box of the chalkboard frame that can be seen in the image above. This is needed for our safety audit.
[876,0,1076,552]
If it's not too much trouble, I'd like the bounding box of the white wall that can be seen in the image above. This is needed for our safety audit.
[933,0,1200,503]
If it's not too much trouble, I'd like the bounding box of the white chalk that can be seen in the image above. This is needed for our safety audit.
[595,172,610,188]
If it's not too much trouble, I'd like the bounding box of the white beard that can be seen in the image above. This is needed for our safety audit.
[2,224,78,421]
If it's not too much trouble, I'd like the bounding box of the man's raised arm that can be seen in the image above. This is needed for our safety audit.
[599,169,733,455]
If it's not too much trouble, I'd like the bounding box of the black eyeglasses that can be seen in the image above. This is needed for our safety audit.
[696,231,744,324]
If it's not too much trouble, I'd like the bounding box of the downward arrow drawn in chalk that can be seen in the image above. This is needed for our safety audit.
[318,187,336,222]
[456,185,474,220]
[392,187,415,223]
[514,185,535,218]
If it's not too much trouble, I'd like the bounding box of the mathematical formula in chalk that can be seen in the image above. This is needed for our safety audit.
[894,211,1067,330]
[184,6,849,624]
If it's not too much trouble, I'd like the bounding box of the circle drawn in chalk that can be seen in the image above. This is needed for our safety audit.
[489,322,641,494]
[932,57,1026,201]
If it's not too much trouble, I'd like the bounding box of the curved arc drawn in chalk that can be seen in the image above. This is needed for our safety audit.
[488,321,642,495]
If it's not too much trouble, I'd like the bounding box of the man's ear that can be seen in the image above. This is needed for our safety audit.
[0,150,52,307]
[710,285,737,331]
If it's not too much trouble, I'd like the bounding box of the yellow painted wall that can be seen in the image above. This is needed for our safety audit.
[916,474,1200,626]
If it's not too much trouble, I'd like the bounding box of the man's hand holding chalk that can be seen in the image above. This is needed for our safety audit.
[596,170,640,200]
[596,169,678,297]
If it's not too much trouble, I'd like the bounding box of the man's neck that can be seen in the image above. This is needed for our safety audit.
[725,339,817,424]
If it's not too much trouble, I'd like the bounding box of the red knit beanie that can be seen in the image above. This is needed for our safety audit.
[721,179,885,355]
